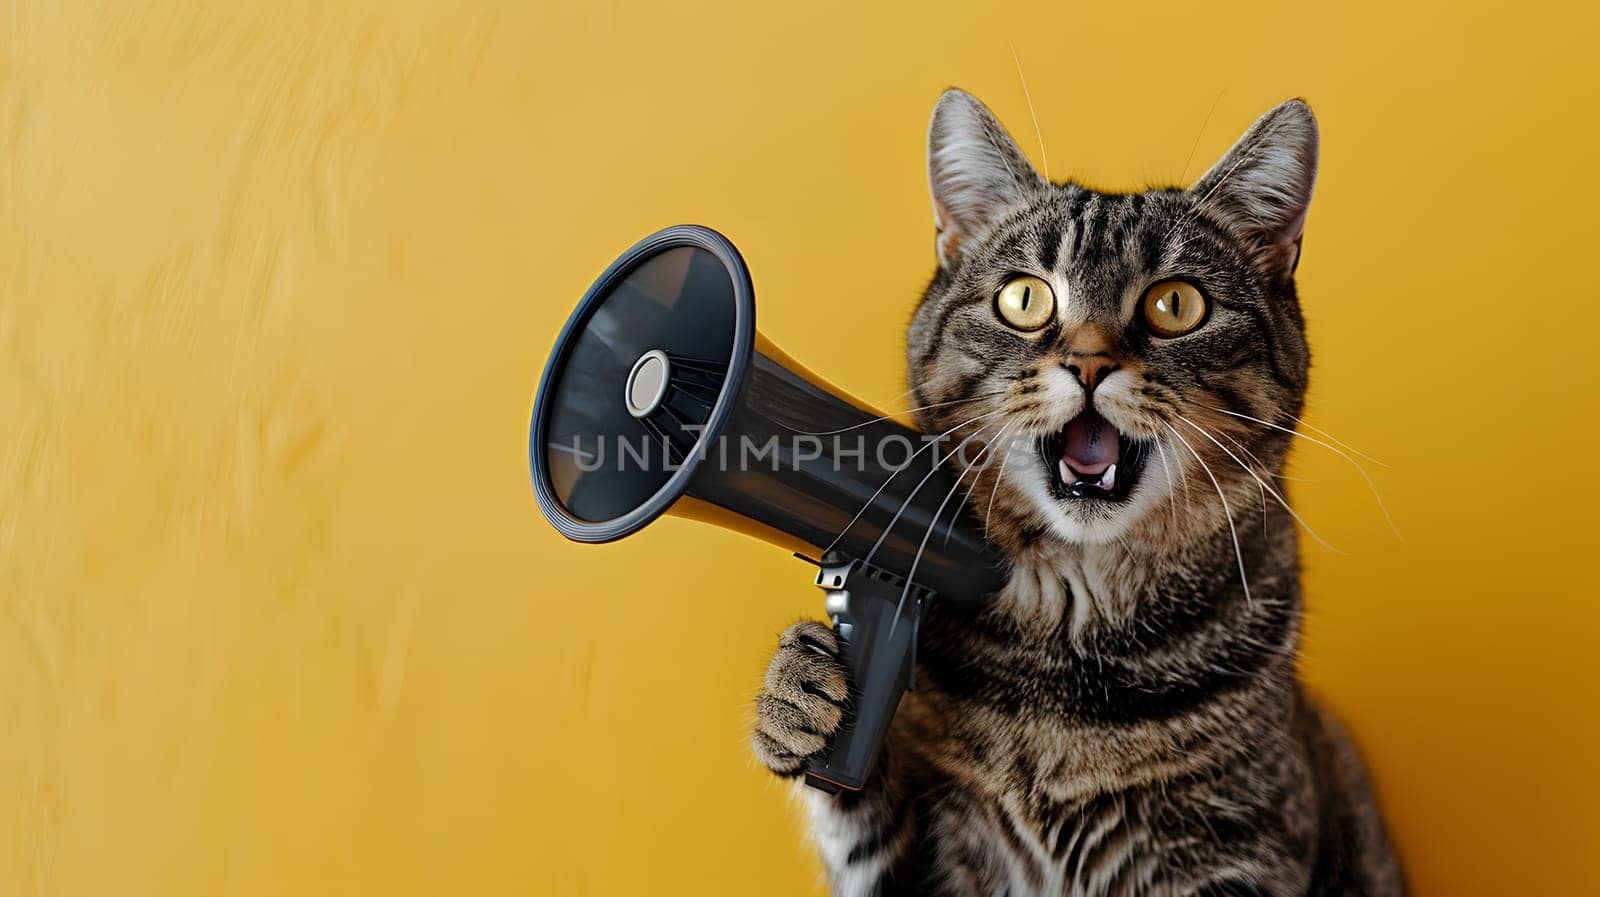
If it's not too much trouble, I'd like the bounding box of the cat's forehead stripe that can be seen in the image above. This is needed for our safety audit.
[1035,220,1062,273]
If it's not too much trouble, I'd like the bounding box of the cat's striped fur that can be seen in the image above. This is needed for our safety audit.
[752,90,1403,895]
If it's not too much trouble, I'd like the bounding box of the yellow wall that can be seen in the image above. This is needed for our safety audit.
[4,1,1597,894]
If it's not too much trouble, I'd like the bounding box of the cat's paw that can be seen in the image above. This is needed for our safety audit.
[751,621,850,777]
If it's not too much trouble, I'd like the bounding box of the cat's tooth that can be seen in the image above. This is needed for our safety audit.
[1099,464,1118,490]
[1059,459,1073,484]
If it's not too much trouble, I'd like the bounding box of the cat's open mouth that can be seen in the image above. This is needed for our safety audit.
[1039,408,1149,503]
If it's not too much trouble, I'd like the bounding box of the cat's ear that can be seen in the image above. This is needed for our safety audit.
[927,88,1047,269]
[1191,99,1319,277]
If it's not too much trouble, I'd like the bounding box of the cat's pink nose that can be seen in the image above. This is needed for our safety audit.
[1060,327,1122,395]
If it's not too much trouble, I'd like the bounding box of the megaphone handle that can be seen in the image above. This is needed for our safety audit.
[803,562,924,794]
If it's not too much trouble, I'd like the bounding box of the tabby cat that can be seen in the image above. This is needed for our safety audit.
[750,90,1404,895]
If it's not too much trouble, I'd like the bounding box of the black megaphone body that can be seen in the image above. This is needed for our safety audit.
[528,225,1007,792]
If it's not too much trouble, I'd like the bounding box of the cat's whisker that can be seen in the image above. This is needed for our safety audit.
[1207,403,1388,469]
[871,385,920,409]
[984,426,1023,537]
[1164,421,1252,607]
[1151,439,1180,532]
[1202,405,1401,540]
[1007,42,1050,180]
[944,426,1010,547]
[884,423,998,638]
[1217,427,1270,474]
[821,409,1002,556]
[939,427,1001,544]
[862,420,996,569]
[1214,426,1271,520]
[943,420,1016,547]
[1177,415,1346,556]
[1178,88,1226,186]
[1168,149,1251,240]
[1284,412,1390,468]
[786,391,1006,437]
[1157,418,1197,519]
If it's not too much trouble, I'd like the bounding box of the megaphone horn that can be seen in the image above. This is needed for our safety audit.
[529,225,1006,792]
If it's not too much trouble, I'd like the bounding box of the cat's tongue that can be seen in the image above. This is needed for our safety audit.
[1062,409,1120,477]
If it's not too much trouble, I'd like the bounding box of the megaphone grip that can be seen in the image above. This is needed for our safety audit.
[803,564,925,794]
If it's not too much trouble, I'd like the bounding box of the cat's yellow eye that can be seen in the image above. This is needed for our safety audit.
[1141,280,1208,338]
[994,276,1056,332]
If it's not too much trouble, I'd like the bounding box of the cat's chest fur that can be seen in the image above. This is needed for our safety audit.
[909,581,1266,805]
[920,784,1169,897]
[882,554,1307,893]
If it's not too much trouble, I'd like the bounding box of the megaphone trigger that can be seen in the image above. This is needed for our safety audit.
[803,558,932,793]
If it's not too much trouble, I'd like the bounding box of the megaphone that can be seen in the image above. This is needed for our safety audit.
[528,225,1007,792]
